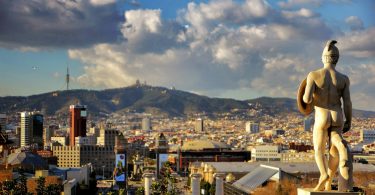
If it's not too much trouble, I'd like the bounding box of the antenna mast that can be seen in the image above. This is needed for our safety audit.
[66,65,70,91]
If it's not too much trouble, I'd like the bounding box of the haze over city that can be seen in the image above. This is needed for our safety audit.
[0,0,375,111]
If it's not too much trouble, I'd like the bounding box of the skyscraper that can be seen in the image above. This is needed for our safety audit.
[20,112,44,147]
[20,112,31,147]
[195,118,204,132]
[142,117,151,132]
[32,113,44,147]
[97,125,118,146]
[69,105,87,146]
[43,127,54,147]
[0,114,6,131]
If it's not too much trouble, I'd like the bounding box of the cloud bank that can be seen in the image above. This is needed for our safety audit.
[66,0,375,110]
[69,0,331,95]
[0,0,122,49]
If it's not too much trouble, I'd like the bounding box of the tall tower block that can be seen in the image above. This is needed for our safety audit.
[20,112,43,147]
[69,105,87,146]
[195,118,204,132]
[20,112,31,147]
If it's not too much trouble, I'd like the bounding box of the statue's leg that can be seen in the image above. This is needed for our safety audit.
[330,131,353,191]
[313,124,329,191]
[325,142,339,191]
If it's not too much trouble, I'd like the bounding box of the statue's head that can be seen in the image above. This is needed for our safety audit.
[322,40,339,65]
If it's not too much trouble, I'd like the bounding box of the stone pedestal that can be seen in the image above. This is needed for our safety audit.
[297,188,363,195]
[191,173,202,195]
[214,173,225,195]
[143,173,154,195]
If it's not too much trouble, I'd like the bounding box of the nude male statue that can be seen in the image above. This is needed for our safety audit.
[301,40,353,191]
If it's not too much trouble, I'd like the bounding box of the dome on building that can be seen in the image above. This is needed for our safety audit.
[181,140,231,151]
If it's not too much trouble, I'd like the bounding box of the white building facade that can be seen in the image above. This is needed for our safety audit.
[20,112,31,147]
[251,145,281,161]
[245,122,259,134]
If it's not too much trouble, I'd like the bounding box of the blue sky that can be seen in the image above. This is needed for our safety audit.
[0,0,374,110]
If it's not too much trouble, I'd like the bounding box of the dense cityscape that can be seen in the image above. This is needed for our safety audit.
[0,83,374,194]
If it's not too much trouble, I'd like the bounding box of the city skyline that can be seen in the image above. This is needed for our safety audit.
[0,0,375,111]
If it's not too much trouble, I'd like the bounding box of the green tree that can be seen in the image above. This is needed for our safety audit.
[119,188,126,195]
[36,177,46,195]
[151,182,162,195]
[45,184,63,195]
[14,172,28,195]
[1,180,15,195]
[200,181,211,195]
[186,177,191,188]
[135,186,145,195]
[165,187,178,195]
[209,181,215,195]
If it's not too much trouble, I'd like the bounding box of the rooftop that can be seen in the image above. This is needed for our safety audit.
[181,139,231,151]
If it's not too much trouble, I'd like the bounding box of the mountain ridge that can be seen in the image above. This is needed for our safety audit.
[1,86,374,118]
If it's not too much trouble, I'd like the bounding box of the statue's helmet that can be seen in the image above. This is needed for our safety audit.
[322,40,339,64]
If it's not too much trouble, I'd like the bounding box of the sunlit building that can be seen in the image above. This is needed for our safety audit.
[97,125,118,146]
[245,121,259,134]
[69,105,87,146]
[251,145,281,162]
[142,117,151,131]
[20,112,43,147]
[195,118,204,132]
[53,145,115,178]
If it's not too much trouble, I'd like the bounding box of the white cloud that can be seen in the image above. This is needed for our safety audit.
[251,55,317,96]
[339,27,375,58]
[278,0,351,8]
[123,10,162,34]
[337,63,375,110]
[243,0,270,18]
[0,0,122,49]
[66,0,375,111]
[69,1,327,90]
[345,16,364,31]
[278,0,322,8]
[281,8,317,18]
[90,0,116,6]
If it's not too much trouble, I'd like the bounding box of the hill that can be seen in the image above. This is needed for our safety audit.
[0,86,374,118]
[0,86,249,116]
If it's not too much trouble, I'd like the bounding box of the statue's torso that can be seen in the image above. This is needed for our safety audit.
[311,68,347,128]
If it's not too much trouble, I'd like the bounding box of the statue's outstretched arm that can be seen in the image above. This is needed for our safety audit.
[343,76,352,132]
[303,73,315,104]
